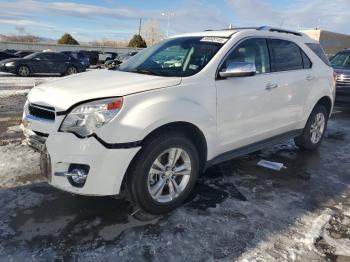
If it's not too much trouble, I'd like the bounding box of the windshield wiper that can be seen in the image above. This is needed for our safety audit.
[128,68,162,76]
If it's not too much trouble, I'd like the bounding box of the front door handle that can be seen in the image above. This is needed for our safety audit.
[265,83,278,90]
[306,75,314,81]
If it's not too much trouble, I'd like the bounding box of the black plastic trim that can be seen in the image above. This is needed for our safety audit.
[92,134,142,149]
[205,129,303,169]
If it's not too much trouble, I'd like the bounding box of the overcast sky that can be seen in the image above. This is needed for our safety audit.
[0,0,350,41]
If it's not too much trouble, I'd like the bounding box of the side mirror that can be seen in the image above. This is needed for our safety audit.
[219,62,256,78]
[34,57,41,61]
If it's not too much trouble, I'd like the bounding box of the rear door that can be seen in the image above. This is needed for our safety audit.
[267,38,314,127]
[49,53,69,73]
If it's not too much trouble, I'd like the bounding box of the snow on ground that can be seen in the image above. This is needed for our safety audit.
[0,72,59,89]
[0,143,42,188]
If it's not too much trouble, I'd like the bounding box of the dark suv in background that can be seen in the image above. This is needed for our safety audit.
[0,52,86,76]
[331,49,350,107]
[61,51,90,68]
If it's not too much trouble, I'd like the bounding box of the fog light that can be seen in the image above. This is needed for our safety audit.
[70,168,87,183]
[68,164,90,188]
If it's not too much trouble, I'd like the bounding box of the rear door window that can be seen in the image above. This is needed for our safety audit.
[268,39,304,72]
[305,43,331,66]
[49,53,67,61]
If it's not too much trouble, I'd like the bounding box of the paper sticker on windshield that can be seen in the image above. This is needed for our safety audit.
[200,37,228,44]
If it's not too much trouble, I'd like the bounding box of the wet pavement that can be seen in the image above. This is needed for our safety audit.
[0,82,350,261]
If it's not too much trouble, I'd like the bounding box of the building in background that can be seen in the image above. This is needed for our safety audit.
[302,29,350,56]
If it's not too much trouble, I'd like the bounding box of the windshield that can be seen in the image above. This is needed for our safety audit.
[23,52,40,59]
[331,52,350,69]
[118,36,226,77]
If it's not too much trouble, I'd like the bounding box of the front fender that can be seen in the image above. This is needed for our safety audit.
[95,89,217,158]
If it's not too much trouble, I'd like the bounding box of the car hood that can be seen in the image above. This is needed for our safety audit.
[27,69,182,111]
[0,58,22,64]
[333,67,350,76]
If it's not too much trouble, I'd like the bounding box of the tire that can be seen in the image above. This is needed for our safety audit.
[294,105,329,150]
[66,66,78,75]
[17,65,30,77]
[128,132,200,214]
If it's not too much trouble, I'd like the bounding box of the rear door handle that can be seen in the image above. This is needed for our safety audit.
[265,83,278,90]
[306,75,314,81]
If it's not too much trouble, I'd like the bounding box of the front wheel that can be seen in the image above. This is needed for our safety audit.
[66,66,78,75]
[294,105,329,150]
[17,65,30,77]
[128,133,200,214]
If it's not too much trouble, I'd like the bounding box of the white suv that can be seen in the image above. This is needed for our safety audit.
[22,27,336,214]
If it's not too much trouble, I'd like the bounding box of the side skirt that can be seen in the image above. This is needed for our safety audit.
[205,129,303,169]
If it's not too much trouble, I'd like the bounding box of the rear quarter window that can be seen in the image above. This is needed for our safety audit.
[305,43,331,66]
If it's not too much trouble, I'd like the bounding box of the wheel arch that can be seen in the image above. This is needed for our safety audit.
[314,96,333,117]
[120,121,208,196]
[141,121,208,169]
[16,64,32,75]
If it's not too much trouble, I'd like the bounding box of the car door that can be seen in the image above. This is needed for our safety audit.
[267,38,314,128]
[31,53,52,73]
[52,53,69,73]
[215,38,298,153]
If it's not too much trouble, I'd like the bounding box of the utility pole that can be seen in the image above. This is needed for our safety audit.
[161,12,175,38]
[138,18,142,36]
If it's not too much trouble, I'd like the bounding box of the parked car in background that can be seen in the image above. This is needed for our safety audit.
[3,49,17,54]
[0,52,86,76]
[15,51,35,58]
[22,27,335,214]
[0,51,18,61]
[330,49,350,107]
[61,50,90,68]
[87,51,99,65]
[105,51,140,69]
[99,52,118,63]
[104,58,122,69]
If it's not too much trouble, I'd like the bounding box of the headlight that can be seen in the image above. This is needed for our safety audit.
[60,97,123,137]
[5,62,15,67]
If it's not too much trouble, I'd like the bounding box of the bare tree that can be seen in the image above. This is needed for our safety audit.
[141,19,163,46]
[91,39,129,48]
[0,34,40,43]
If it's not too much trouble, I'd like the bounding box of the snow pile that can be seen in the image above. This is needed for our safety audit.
[0,89,31,98]
[0,144,42,188]
[0,75,59,88]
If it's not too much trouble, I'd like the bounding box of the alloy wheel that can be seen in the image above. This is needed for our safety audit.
[147,148,191,203]
[310,112,326,144]
[67,67,77,75]
[18,66,29,76]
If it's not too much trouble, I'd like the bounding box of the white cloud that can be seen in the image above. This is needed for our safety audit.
[0,0,150,20]
[0,0,230,38]
[226,0,350,34]
[0,18,52,28]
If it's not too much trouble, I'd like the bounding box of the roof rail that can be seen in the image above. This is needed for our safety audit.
[257,26,303,36]
[205,27,258,32]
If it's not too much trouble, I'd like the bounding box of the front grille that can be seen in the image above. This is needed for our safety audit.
[336,75,350,88]
[28,103,55,121]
